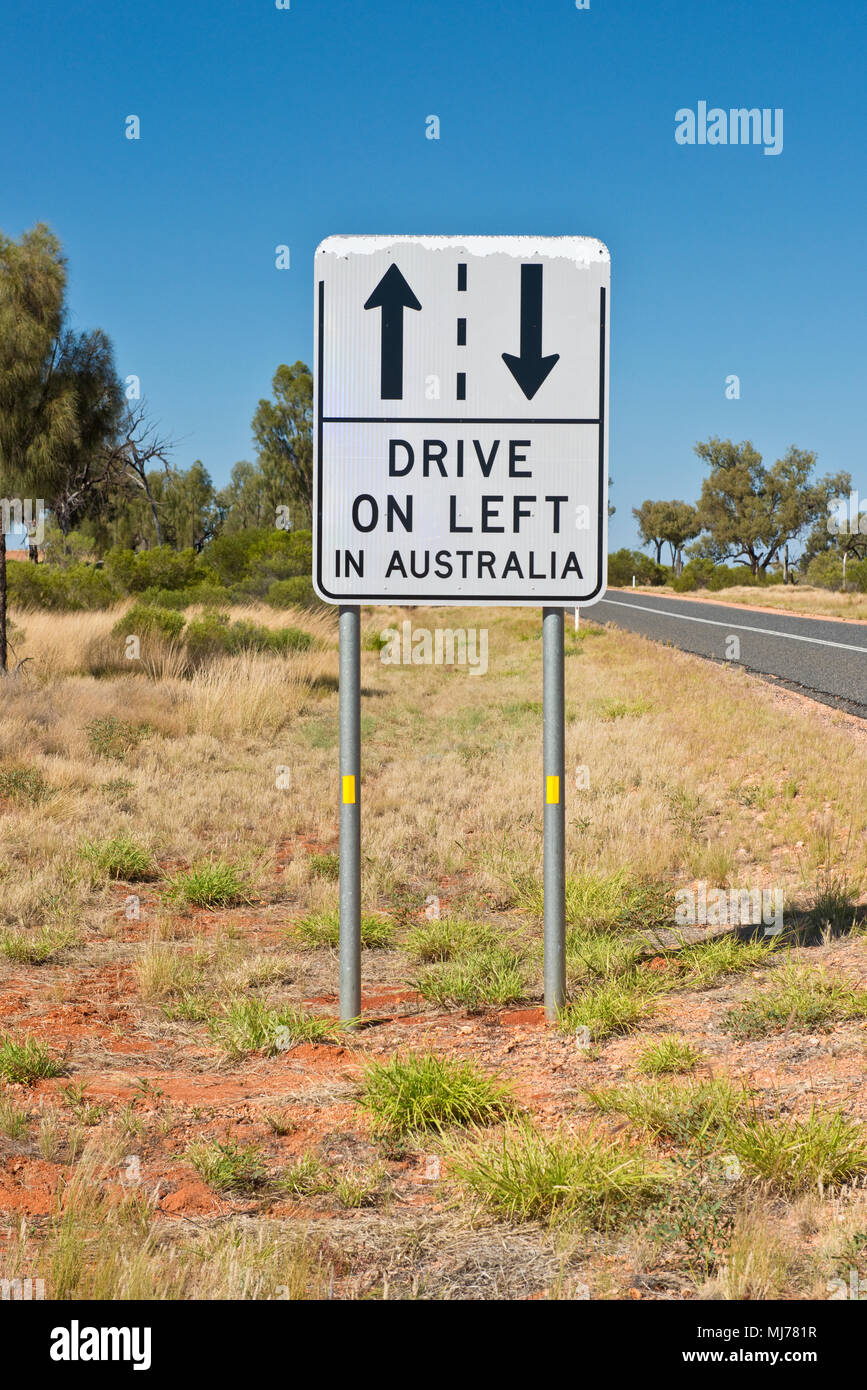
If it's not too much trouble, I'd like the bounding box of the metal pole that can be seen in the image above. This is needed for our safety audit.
[339,605,361,1023]
[542,606,566,1020]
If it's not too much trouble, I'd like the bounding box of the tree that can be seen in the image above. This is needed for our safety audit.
[632,500,669,564]
[0,225,78,669]
[216,460,270,533]
[693,437,840,576]
[157,461,219,551]
[658,500,700,576]
[101,402,175,546]
[47,327,124,542]
[798,472,867,582]
[251,362,313,522]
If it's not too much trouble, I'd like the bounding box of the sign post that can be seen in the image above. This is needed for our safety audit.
[338,604,361,1023]
[314,236,610,1022]
[542,606,566,1018]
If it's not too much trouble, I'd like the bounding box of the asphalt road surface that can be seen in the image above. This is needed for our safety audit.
[588,590,867,717]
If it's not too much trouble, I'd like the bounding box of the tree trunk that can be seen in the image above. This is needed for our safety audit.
[0,533,7,673]
[28,543,39,563]
[655,540,663,564]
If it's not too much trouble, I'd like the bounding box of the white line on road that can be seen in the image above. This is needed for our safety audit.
[596,599,867,655]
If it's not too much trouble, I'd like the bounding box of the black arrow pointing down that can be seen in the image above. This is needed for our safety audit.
[502,263,560,400]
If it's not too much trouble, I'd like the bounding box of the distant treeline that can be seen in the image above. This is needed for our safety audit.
[608,549,867,593]
[8,528,315,611]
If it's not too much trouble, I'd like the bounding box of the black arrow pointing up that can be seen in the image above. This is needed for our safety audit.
[363,264,422,400]
[502,263,560,400]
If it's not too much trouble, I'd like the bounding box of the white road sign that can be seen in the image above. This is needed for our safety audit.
[313,235,610,606]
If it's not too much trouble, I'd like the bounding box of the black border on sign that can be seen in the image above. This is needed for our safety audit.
[314,280,608,606]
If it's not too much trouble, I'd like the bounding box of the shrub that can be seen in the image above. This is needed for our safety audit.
[137,584,231,609]
[112,603,185,642]
[607,549,666,588]
[7,559,116,611]
[266,577,318,608]
[104,546,205,594]
[86,717,151,759]
[0,765,51,803]
[183,613,312,665]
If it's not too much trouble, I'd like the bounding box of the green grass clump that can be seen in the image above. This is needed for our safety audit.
[292,909,394,950]
[308,852,339,882]
[723,963,867,1039]
[162,993,214,1023]
[636,1037,702,1075]
[0,765,51,804]
[0,926,79,965]
[565,930,646,984]
[411,945,526,1011]
[807,868,858,937]
[586,1078,749,1150]
[334,1163,387,1209]
[595,697,653,721]
[514,869,670,936]
[79,833,156,881]
[445,1124,669,1227]
[168,859,250,908]
[0,1093,29,1138]
[0,1034,65,1084]
[358,1052,518,1137]
[666,933,778,990]
[188,1139,268,1192]
[209,1000,342,1058]
[405,918,498,963]
[558,977,658,1041]
[730,1110,867,1194]
[279,1153,334,1196]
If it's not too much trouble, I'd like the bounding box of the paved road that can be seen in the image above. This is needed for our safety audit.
[587,590,867,716]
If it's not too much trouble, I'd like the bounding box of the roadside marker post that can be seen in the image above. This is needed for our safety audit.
[315,237,610,1022]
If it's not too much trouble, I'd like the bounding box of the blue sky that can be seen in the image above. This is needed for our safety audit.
[2,0,864,551]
